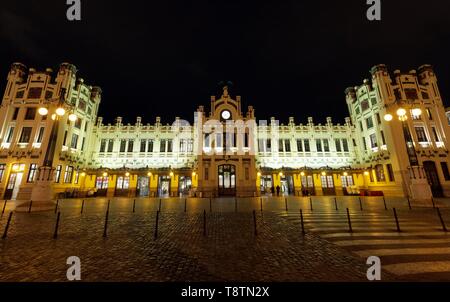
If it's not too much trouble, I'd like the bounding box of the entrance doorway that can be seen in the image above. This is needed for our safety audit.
[218,164,236,196]
[4,171,24,200]
[136,176,150,197]
[320,174,336,195]
[280,175,294,195]
[178,176,192,196]
[301,175,315,196]
[158,176,171,197]
[423,161,443,197]
[260,175,273,194]
[95,176,109,196]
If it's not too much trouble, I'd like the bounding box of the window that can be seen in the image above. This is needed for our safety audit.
[64,166,74,183]
[320,175,334,188]
[54,165,62,183]
[26,164,38,183]
[140,139,147,152]
[359,121,364,132]
[25,107,36,120]
[296,139,303,152]
[74,118,82,129]
[362,138,367,151]
[369,133,377,148]
[387,164,395,182]
[36,127,45,143]
[404,88,418,100]
[116,176,130,189]
[81,137,86,151]
[107,139,113,152]
[167,139,173,152]
[15,91,24,99]
[316,139,323,152]
[335,139,341,152]
[12,108,19,120]
[96,177,109,189]
[45,90,53,99]
[70,133,78,149]
[303,139,310,152]
[323,139,329,152]
[99,139,107,152]
[74,171,80,184]
[0,164,5,182]
[361,100,370,112]
[375,164,385,182]
[426,108,433,120]
[19,127,32,143]
[84,122,89,132]
[120,139,126,152]
[432,127,440,142]
[160,139,166,152]
[204,167,209,180]
[415,127,428,142]
[266,139,272,151]
[341,175,354,187]
[284,139,291,152]
[441,162,450,181]
[278,139,284,152]
[63,130,68,145]
[380,131,386,145]
[27,87,42,99]
[127,140,134,152]
[78,100,87,111]
[376,113,381,124]
[342,139,349,152]
[366,117,374,129]
[5,127,14,143]
[147,139,154,152]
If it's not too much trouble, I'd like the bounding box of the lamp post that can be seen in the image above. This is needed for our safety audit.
[16,88,77,212]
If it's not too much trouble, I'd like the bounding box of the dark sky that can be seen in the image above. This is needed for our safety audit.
[1,0,450,125]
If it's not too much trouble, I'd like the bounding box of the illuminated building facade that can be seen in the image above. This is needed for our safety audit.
[0,62,449,201]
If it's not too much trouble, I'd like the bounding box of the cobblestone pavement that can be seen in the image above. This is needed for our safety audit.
[0,196,448,282]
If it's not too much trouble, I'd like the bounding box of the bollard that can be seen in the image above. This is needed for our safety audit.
[393,208,401,232]
[2,212,13,239]
[436,207,448,232]
[407,196,412,210]
[54,199,59,214]
[107,199,110,212]
[1,200,7,216]
[309,197,313,212]
[132,199,136,213]
[209,198,212,213]
[235,197,237,212]
[382,196,387,211]
[359,197,363,211]
[300,209,305,235]
[260,197,263,212]
[203,210,207,236]
[103,207,109,238]
[346,208,353,233]
[334,197,338,211]
[159,198,162,211]
[431,197,436,209]
[28,200,33,213]
[154,210,160,240]
[53,211,61,239]
[253,209,257,236]
[285,197,288,212]
[184,198,187,213]
[80,199,85,214]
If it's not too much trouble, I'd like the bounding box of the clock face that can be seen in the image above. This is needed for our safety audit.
[221,110,231,120]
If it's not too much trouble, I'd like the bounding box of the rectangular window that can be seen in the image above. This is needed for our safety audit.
[5,127,14,143]
[140,139,147,152]
[284,139,291,152]
[370,133,377,148]
[359,121,364,132]
[316,139,322,152]
[74,118,82,129]
[25,107,36,120]
[84,122,89,132]
[167,139,173,152]
[36,127,45,143]
[342,139,349,152]
[107,139,113,152]
[74,171,80,184]
[120,139,126,152]
[376,113,381,124]
[54,165,62,183]
[204,167,209,180]
[380,130,386,145]
[266,139,271,152]
[147,139,154,152]
[366,117,374,129]
[160,139,166,152]
[304,139,310,152]
[432,127,440,142]
[375,164,386,182]
[27,164,38,183]
[19,127,32,143]
[387,164,395,182]
[441,162,450,181]
[187,139,193,152]
[278,139,284,152]
[63,130,68,146]
[78,100,87,111]
[320,175,334,188]
[70,133,78,149]
[64,166,74,183]
[0,164,5,182]
[426,108,433,120]
[323,139,330,152]
[116,176,130,189]
[81,137,86,151]
[415,127,428,142]
[99,139,107,152]
[296,139,303,152]
[12,108,19,120]
[341,175,354,187]
[96,177,109,189]
[127,140,134,152]
[335,139,341,152]
[362,138,367,151]
[27,87,42,99]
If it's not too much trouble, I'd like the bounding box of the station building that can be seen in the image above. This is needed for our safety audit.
[0,62,449,200]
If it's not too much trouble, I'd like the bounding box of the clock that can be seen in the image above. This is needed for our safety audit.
[221,110,231,120]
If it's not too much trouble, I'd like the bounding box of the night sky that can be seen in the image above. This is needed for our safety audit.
[1,0,450,125]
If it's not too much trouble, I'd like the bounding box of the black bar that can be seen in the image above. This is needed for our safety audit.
[334,197,338,211]
[253,209,257,236]
[154,210,160,240]
[346,208,353,233]
[383,196,387,210]
[53,211,61,239]
[300,209,305,235]
[359,197,363,211]
[28,200,33,213]
[1,200,7,216]
[436,207,448,232]
[80,199,85,214]
[132,199,136,213]
[103,208,109,238]
[184,198,187,212]
[203,210,207,236]
[54,199,59,214]
[309,197,313,212]
[260,197,263,212]
[1,212,13,239]
[393,208,401,232]
[285,197,288,212]
[407,196,412,210]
